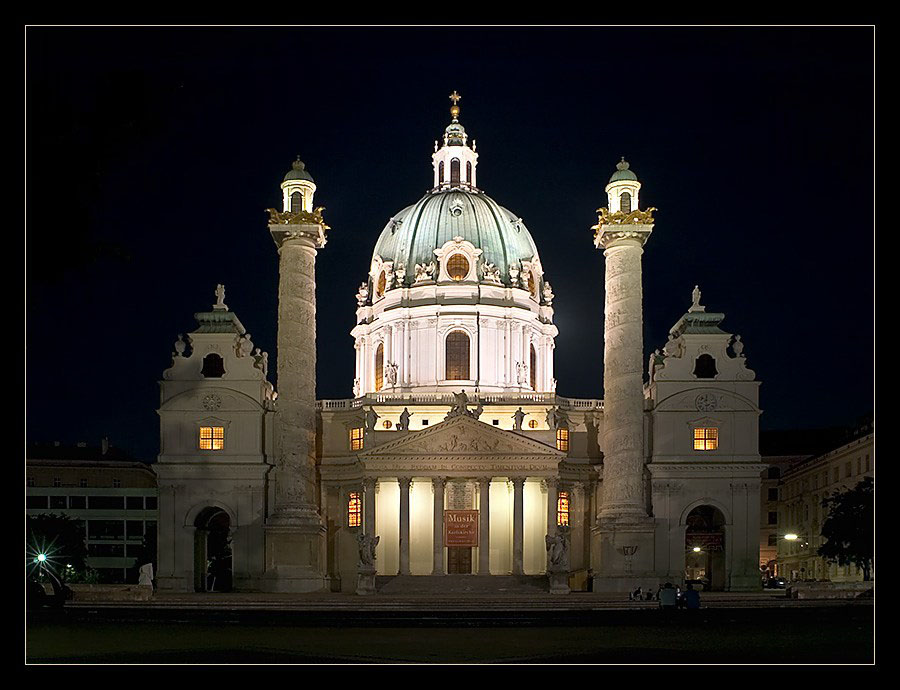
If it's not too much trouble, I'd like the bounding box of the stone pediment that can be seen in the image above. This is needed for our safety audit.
[360,414,564,461]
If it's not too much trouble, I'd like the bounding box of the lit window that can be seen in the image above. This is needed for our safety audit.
[382,419,392,429]
[556,428,569,452]
[693,427,718,451]
[557,491,570,527]
[200,426,224,450]
[290,191,302,213]
[528,419,539,429]
[348,492,362,527]
[446,254,469,281]
[349,427,364,451]
[445,331,470,380]
[375,343,384,392]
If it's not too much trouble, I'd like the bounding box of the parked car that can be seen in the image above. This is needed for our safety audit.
[684,578,709,591]
[764,576,787,589]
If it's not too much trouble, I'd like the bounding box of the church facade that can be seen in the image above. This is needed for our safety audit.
[154,95,765,594]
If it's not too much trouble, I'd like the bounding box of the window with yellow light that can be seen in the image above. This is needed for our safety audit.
[200,426,224,450]
[349,427,364,451]
[557,491,570,526]
[348,492,362,528]
[693,427,718,451]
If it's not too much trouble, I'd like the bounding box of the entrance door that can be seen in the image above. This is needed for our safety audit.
[447,547,472,574]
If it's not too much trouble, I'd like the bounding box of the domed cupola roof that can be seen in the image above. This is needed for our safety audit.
[609,157,637,182]
[283,156,315,183]
[372,189,541,285]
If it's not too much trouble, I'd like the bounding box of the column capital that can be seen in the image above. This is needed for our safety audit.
[511,476,527,487]
[398,476,412,491]
[476,476,492,488]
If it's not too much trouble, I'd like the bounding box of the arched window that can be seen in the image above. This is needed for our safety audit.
[201,353,225,378]
[450,158,460,184]
[374,343,384,392]
[438,161,444,184]
[466,160,472,184]
[445,331,470,380]
[693,354,718,379]
[530,344,537,390]
[446,253,469,281]
[620,191,632,213]
[290,191,303,213]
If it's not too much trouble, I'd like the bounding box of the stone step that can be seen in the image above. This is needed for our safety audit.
[375,574,549,595]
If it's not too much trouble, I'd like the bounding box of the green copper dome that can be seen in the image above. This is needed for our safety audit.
[372,189,541,285]
[609,157,637,183]
[283,156,315,183]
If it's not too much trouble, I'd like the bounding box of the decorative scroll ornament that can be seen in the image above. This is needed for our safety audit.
[266,206,331,230]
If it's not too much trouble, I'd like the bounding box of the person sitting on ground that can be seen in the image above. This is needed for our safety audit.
[684,583,701,610]
[659,582,678,609]
[645,588,654,601]
[629,586,642,601]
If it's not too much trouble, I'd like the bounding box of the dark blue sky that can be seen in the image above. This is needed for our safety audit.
[26,27,874,461]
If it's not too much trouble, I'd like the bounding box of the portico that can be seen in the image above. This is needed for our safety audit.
[327,414,566,580]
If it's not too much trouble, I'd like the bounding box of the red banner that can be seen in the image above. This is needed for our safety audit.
[444,510,479,547]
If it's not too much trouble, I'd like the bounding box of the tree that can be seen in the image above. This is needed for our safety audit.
[818,477,873,581]
[27,513,88,584]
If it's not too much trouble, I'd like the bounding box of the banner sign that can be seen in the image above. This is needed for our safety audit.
[687,533,724,551]
[444,510,479,547]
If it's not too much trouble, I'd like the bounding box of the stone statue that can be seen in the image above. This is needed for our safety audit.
[238,333,254,357]
[385,361,398,385]
[482,261,501,284]
[512,407,526,431]
[138,562,154,587]
[253,348,269,376]
[542,281,554,305]
[545,531,569,570]
[508,265,520,288]
[472,401,484,420]
[214,284,227,310]
[732,334,745,357]
[398,407,412,431]
[352,378,361,398]
[446,389,469,418]
[357,532,380,568]
[546,406,560,430]
[648,348,664,382]
[365,407,380,432]
[414,261,436,283]
[516,361,526,385]
[663,333,682,358]
[174,334,186,357]
[394,264,406,286]
[689,285,704,312]
[356,282,369,307]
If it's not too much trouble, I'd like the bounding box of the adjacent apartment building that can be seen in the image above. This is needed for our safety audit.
[26,441,158,584]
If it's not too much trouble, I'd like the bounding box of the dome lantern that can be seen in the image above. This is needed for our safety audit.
[432,91,479,190]
[280,155,318,214]
[605,157,642,214]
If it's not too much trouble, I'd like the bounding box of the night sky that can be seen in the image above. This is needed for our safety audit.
[25,27,874,462]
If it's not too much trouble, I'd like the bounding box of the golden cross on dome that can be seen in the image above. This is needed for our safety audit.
[449,90,461,106]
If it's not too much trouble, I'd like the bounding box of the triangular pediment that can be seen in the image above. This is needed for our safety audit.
[359,414,564,459]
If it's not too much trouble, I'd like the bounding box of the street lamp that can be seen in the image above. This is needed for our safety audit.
[692,546,702,553]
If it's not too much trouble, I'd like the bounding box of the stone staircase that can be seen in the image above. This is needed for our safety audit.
[375,574,548,595]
